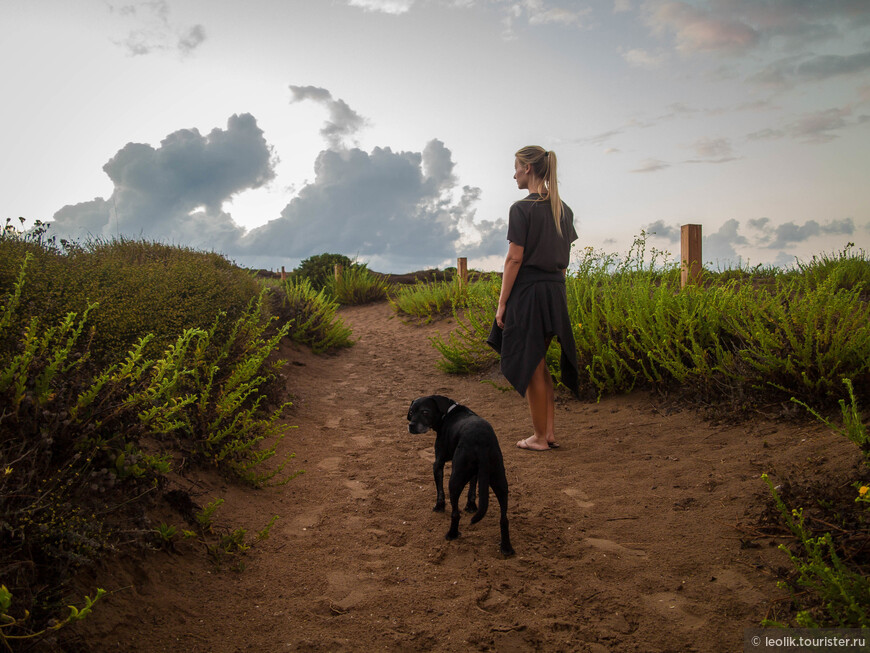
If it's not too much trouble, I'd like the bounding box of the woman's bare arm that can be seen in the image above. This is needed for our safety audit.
[496,242,524,328]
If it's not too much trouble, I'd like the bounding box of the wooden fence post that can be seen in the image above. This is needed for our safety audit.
[281,266,286,281]
[457,257,468,286]
[334,264,343,282]
[681,224,703,288]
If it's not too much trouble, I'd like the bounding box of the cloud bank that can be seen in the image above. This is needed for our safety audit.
[52,113,276,252]
[50,92,506,273]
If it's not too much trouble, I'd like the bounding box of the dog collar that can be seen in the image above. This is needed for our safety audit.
[446,403,459,414]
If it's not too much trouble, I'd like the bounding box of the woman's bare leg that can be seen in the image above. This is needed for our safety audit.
[517,356,555,450]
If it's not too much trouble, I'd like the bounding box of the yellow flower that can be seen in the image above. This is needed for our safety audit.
[3,467,11,476]
[860,486,869,497]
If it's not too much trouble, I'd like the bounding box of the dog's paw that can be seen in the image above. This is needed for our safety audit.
[500,543,515,556]
[445,530,460,540]
[433,503,445,512]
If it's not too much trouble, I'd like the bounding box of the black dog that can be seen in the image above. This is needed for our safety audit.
[407,395,514,556]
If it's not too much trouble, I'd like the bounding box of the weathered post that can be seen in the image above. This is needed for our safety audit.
[681,224,702,288]
[457,257,468,287]
[281,266,286,281]
[334,264,343,282]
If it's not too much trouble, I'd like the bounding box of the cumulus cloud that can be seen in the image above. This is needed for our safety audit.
[289,85,367,149]
[644,219,680,241]
[49,97,504,272]
[51,114,275,251]
[704,219,748,263]
[109,0,206,57]
[767,218,855,249]
[241,140,504,271]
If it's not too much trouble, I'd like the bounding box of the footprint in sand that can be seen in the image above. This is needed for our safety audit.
[584,538,647,558]
[642,592,705,629]
[562,487,595,509]
[417,448,436,463]
[317,457,343,473]
[344,479,372,499]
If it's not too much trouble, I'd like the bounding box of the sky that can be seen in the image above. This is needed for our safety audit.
[2,0,869,273]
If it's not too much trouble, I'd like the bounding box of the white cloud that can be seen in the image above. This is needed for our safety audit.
[645,1,758,54]
[241,141,505,270]
[347,0,416,15]
[289,85,367,149]
[631,158,670,173]
[51,114,275,251]
[49,102,504,273]
[621,47,667,69]
[108,0,206,57]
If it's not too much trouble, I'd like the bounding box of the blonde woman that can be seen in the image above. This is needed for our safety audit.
[487,146,579,451]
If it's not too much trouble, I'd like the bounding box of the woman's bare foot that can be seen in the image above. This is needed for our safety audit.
[516,436,549,451]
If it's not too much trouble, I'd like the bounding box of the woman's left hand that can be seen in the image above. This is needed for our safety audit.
[496,303,506,329]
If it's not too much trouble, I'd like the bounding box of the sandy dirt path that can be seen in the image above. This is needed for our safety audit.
[78,301,852,652]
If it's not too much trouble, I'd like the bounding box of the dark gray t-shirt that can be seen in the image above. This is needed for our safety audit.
[506,193,577,272]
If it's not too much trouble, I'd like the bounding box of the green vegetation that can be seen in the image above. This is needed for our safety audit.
[291,252,354,291]
[430,236,870,409]
[327,263,391,305]
[762,381,869,628]
[277,277,354,352]
[391,277,465,323]
[0,222,352,648]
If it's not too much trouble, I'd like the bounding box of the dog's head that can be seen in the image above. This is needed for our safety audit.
[407,395,457,435]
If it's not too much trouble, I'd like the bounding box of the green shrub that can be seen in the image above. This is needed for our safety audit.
[278,277,354,353]
[390,278,463,323]
[328,264,391,305]
[292,253,353,291]
[429,276,500,373]
[0,228,263,366]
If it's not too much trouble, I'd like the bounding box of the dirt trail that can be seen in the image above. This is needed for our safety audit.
[79,301,856,652]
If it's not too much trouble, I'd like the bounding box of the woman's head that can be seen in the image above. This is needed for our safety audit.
[514,145,563,236]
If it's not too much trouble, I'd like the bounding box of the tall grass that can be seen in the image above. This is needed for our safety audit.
[327,264,391,305]
[277,277,354,352]
[432,236,870,407]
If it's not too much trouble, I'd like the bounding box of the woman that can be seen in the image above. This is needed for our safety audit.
[487,146,580,451]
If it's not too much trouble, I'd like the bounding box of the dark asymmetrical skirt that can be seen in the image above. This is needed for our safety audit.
[486,267,580,398]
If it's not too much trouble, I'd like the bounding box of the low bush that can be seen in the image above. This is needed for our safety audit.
[328,264,391,305]
[277,277,354,353]
[0,224,263,366]
[292,253,353,291]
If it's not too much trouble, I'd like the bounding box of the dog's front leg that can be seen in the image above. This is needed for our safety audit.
[432,460,446,511]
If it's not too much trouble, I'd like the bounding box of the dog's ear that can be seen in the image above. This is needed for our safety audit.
[430,395,456,417]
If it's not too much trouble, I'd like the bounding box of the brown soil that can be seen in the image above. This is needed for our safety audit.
[74,301,860,652]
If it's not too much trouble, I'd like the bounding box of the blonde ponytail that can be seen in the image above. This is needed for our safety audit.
[515,146,564,237]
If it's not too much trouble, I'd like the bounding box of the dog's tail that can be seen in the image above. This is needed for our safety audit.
[470,462,489,524]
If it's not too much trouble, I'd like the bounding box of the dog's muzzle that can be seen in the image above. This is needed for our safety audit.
[408,421,430,434]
